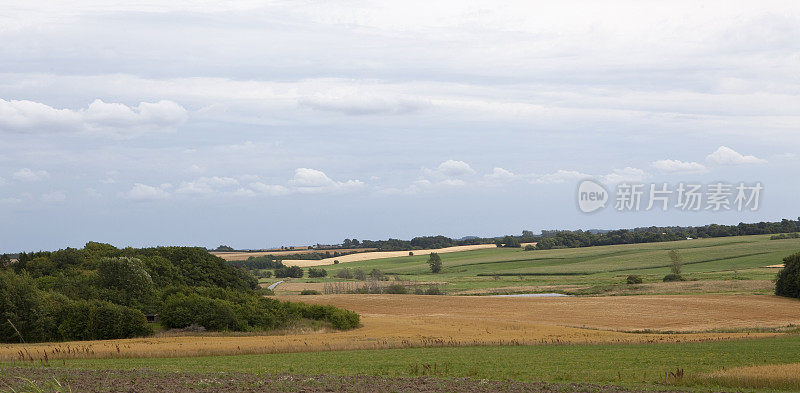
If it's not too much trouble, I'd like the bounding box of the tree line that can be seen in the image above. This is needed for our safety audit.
[0,242,359,343]
[334,218,800,252]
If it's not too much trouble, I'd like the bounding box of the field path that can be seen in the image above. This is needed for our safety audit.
[283,244,497,267]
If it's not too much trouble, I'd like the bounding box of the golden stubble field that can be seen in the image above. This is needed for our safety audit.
[284,244,498,267]
[2,294,799,361]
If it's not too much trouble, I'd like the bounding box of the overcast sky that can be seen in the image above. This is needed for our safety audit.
[1,1,799,251]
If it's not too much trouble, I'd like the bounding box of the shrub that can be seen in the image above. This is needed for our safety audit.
[626,275,643,284]
[369,269,385,281]
[384,284,408,294]
[353,269,366,281]
[335,268,354,279]
[160,294,242,331]
[662,273,685,282]
[274,265,304,278]
[775,252,800,298]
[524,244,536,251]
[300,289,321,295]
[424,286,443,295]
[307,268,327,278]
[428,253,442,273]
[59,300,152,340]
[668,250,683,275]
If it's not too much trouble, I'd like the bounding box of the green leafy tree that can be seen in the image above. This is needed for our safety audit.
[776,252,800,298]
[502,235,521,248]
[428,252,442,273]
[97,257,157,312]
[668,250,683,275]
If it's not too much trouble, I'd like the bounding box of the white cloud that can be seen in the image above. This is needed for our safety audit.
[249,182,291,196]
[485,167,517,183]
[0,98,187,137]
[531,169,590,184]
[126,183,171,200]
[12,168,49,182]
[289,168,364,193]
[0,177,6,186]
[40,190,66,203]
[706,146,767,165]
[423,160,476,179]
[176,176,240,195]
[601,167,648,184]
[651,159,708,173]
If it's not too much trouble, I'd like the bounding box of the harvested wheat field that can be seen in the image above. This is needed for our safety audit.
[284,244,497,267]
[212,248,375,261]
[3,294,798,362]
[696,363,800,390]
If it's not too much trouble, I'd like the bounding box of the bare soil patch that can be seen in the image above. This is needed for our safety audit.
[0,367,717,393]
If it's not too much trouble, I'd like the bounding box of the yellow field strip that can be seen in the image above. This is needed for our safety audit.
[283,244,497,267]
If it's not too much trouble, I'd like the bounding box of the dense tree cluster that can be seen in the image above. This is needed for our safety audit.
[0,243,359,343]
[775,252,800,299]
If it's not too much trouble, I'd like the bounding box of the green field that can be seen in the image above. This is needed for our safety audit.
[277,235,800,294]
[10,335,799,391]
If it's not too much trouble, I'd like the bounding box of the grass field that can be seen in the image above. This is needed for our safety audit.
[8,335,800,391]
[269,235,800,295]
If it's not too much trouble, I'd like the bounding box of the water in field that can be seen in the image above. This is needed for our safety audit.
[489,293,571,298]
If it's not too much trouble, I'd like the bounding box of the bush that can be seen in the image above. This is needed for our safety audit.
[353,268,366,281]
[333,260,339,264]
[59,300,153,340]
[307,268,327,278]
[300,289,321,295]
[775,252,800,298]
[335,268,354,279]
[524,244,536,251]
[384,284,408,294]
[626,275,643,284]
[428,253,442,273]
[274,265,304,278]
[160,294,242,331]
[424,286,443,295]
[369,269,385,281]
[409,252,414,256]
[662,274,685,282]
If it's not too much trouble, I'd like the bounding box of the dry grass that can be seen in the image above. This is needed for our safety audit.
[2,294,798,362]
[695,363,800,390]
[284,244,497,267]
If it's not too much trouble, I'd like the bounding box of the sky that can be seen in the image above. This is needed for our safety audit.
[1,1,799,251]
